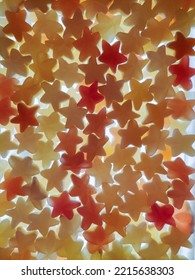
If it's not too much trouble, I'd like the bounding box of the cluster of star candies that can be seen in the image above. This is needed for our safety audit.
[0,0,195,260]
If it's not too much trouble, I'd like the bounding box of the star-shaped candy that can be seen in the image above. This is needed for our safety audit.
[143,175,170,205]
[0,130,17,158]
[77,197,104,230]
[69,174,97,204]
[92,13,122,43]
[167,179,194,209]
[117,27,149,55]
[8,156,39,183]
[60,152,92,173]
[143,100,172,129]
[138,239,169,260]
[40,80,69,111]
[0,49,31,77]
[3,10,31,41]
[24,0,55,13]
[80,134,108,161]
[82,0,112,18]
[79,57,108,84]
[28,208,59,236]
[109,0,135,14]
[10,102,39,132]
[147,46,176,72]
[98,74,124,107]
[163,157,195,184]
[114,165,141,195]
[73,27,100,61]
[142,125,169,156]
[52,0,81,18]
[0,176,25,201]
[125,78,153,110]
[57,236,84,260]
[146,203,176,230]
[63,8,92,38]
[0,192,15,217]
[0,31,14,59]
[99,40,127,73]
[41,161,67,192]
[38,112,64,140]
[55,58,84,88]
[15,127,42,154]
[0,74,15,100]
[55,127,83,156]
[108,100,139,128]
[119,53,148,81]
[83,226,115,254]
[102,208,131,237]
[48,191,81,219]
[59,98,87,129]
[142,18,173,46]
[11,77,41,105]
[105,145,136,171]
[167,91,195,120]
[0,97,17,125]
[135,153,166,180]
[96,183,123,213]
[167,32,195,60]
[46,34,74,59]
[58,214,81,239]
[169,56,195,90]
[118,120,148,148]
[0,220,15,248]
[84,108,113,138]
[9,228,36,254]
[166,129,195,156]
[78,81,104,112]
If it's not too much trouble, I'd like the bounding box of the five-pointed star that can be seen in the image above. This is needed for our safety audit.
[0,32,14,59]
[24,0,54,13]
[15,127,42,154]
[79,57,108,84]
[105,145,137,171]
[55,58,84,88]
[28,208,59,236]
[109,0,135,14]
[59,98,87,129]
[0,49,31,77]
[57,236,84,260]
[108,100,139,128]
[40,80,69,111]
[167,31,195,59]
[63,8,92,38]
[166,129,195,156]
[138,239,169,260]
[114,165,141,195]
[98,74,124,107]
[41,161,67,192]
[52,0,81,18]
[0,176,24,201]
[0,97,16,125]
[102,208,131,237]
[134,153,166,179]
[96,183,123,213]
[92,13,122,43]
[0,131,17,158]
[147,45,176,72]
[117,27,149,55]
[142,18,173,46]
[118,120,148,148]
[118,53,148,81]
[83,0,112,18]
[8,156,39,183]
[143,100,172,128]
[125,78,152,110]
[143,175,170,205]
[0,191,15,217]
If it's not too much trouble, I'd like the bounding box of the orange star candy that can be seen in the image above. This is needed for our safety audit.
[83,226,115,254]
[77,197,104,230]
[118,120,148,148]
[69,174,97,204]
[167,32,195,60]
[82,0,112,18]
[48,191,81,219]
[10,102,39,132]
[78,81,104,113]
[99,40,127,73]
[52,0,81,18]
[73,27,100,61]
[46,34,74,59]
[0,176,25,201]
[163,157,195,184]
[0,74,15,101]
[55,127,83,156]
[135,153,166,180]
[0,97,17,125]
[24,0,54,13]
[60,152,92,173]
[3,10,31,42]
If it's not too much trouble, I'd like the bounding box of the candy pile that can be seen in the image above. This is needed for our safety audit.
[0,0,195,260]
